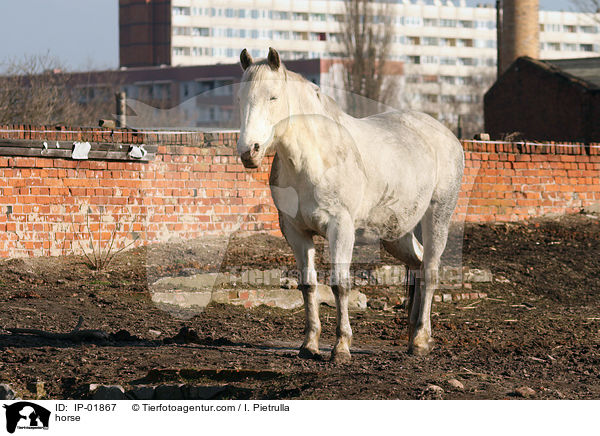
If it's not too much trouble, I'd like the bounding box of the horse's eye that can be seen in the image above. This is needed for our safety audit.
[270,96,277,101]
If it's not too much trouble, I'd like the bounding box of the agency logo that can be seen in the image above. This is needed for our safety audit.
[2,402,50,434]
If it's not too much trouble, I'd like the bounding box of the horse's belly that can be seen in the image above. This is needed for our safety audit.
[357,201,426,242]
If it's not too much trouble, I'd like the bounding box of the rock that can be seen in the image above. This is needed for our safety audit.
[582,203,600,214]
[241,269,281,287]
[513,386,536,398]
[151,289,212,312]
[447,378,464,390]
[442,293,452,302]
[184,385,226,400]
[367,299,387,310]
[128,386,155,400]
[179,268,198,277]
[318,285,367,310]
[26,381,46,399]
[90,385,126,400]
[154,384,184,400]
[0,384,16,400]
[369,265,406,286]
[148,329,162,338]
[280,277,298,289]
[463,268,493,283]
[420,384,444,399]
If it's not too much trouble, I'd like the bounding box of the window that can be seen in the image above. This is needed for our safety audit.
[271,11,289,20]
[459,20,473,28]
[580,25,597,34]
[238,9,245,18]
[440,56,457,65]
[172,47,190,56]
[563,43,577,51]
[225,8,235,17]
[250,9,259,19]
[293,12,308,21]
[407,36,420,45]
[403,16,423,26]
[580,43,594,52]
[457,57,475,66]
[408,55,420,64]
[329,33,342,42]
[547,42,560,50]
[191,27,210,37]
[423,56,438,64]
[424,18,437,26]
[565,25,576,33]
[172,7,190,16]
[293,31,308,40]
[424,94,438,103]
[423,37,438,46]
[440,19,457,27]
[310,13,326,21]
[173,27,190,36]
[273,31,290,40]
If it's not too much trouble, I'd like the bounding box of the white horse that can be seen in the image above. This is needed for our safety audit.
[237,48,464,361]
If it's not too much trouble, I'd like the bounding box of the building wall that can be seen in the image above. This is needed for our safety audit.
[484,57,600,142]
[0,126,599,258]
[119,0,172,67]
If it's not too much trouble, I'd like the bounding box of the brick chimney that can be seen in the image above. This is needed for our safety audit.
[498,0,540,75]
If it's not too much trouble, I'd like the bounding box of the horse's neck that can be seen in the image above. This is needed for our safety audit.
[275,83,353,180]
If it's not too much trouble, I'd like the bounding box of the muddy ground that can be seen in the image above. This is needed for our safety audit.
[0,213,599,399]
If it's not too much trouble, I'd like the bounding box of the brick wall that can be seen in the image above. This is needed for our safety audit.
[0,125,599,258]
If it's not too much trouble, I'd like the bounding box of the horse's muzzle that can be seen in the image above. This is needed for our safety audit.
[240,150,259,168]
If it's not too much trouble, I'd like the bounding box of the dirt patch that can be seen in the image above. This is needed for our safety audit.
[0,213,599,399]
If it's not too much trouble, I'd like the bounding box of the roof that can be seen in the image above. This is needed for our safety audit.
[541,57,600,89]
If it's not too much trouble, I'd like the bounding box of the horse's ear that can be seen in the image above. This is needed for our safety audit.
[267,47,280,70]
[240,49,253,71]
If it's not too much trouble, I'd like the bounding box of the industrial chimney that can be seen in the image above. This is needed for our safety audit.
[497,0,540,75]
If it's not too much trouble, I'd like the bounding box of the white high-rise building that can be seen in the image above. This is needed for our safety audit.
[120,0,600,133]
[165,0,599,133]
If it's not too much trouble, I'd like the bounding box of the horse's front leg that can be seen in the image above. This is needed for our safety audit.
[327,214,355,363]
[281,219,321,359]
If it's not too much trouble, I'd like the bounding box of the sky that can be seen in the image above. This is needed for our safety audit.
[0,0,581,72]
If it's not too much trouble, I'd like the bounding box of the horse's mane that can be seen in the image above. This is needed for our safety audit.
[241,60,345,121]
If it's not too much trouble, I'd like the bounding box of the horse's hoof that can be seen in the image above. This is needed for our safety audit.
[330,351,352,364]
[408,339,435,356]
[298,347,322,360]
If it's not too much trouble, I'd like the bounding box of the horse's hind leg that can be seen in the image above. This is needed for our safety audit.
[280,218,321,359]
[382,233,423,340]
[409,202,454,355]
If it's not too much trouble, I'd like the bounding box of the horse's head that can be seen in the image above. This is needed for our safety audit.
[237,47,289,168]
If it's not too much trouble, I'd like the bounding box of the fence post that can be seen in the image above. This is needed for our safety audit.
[116,92,126,128]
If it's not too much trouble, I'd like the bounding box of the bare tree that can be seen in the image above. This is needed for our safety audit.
[0,53,121,126]
[340,0,398,117]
